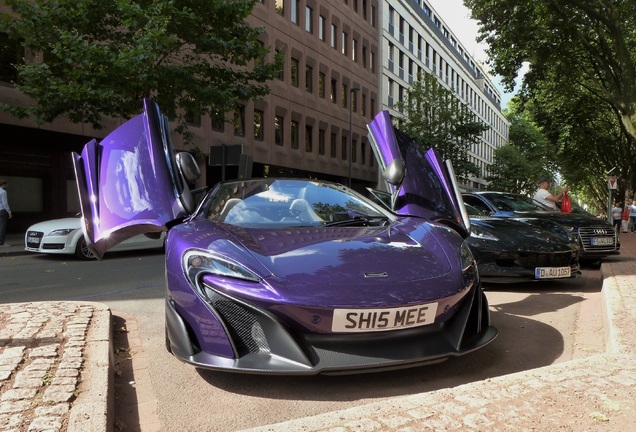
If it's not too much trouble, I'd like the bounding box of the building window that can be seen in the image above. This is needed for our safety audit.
[275,0,284,15]
[330,133,337,158]
[305,7,313,33]
[276,49,284,80]
[184,100,201,127]
[291,120,299,149]
[254,109,264,141]
[352,90,358,112]
[341,31,347,55]
[291,0,299,24]
[319,129,325,155]
[330,79,337,103]
[331,24,337,49]
[305,125,313,152]
[341,136,347,160]
[275,115,284,146]
[318,72,325,98]
[0,33,23,83]
[352,139,357,163]
[352,39,357,62]
[371,5,376,27]
[341,84,347,108]
[291,58,299,87]
[305,65,313,93]
[362,45,367,68]
[361,94,367,117]
[211,109,225,131]
[360,141,366,165]
[319,15,325,41]
[233,105,245,136]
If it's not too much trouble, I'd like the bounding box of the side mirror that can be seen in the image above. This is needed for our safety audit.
[176,152,201,184]
[382,158,406,186]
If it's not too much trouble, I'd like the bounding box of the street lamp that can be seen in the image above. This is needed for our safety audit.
[348,87,360,188]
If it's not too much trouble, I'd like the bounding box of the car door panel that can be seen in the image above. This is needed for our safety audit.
[73,99,191,259]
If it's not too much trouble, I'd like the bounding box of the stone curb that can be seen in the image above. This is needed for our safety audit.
[67,302,113,432]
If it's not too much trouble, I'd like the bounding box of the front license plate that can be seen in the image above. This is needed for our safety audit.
[27,236,41,245]
[535,266,571,279]
[591,237,614,246]
[331,303,438,333]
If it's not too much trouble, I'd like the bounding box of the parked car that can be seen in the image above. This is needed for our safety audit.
[71,100,497,375]
[25,216,165,259]
[465,204,581,283]
[462,191,619,262]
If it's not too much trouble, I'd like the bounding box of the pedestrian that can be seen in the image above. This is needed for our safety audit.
[622,205,630,233]
[0,179,12,247]
[629,200,636,233]
[533,177,568,211]
[611,202,622,233]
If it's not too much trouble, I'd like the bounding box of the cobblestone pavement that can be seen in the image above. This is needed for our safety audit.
[0,301,110,432]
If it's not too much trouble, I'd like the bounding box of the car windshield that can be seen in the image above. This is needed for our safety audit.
[199,179,392,228]
[480,193,554,212]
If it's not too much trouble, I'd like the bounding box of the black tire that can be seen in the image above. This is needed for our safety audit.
[74,236,95,260]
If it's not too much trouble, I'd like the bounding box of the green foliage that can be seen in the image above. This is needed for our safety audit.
[394,71,487,181]
[465,0,636,206]
[486,107,553,194]
[0,0,282,138]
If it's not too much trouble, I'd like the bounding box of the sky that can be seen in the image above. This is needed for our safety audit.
[427,0,519,109]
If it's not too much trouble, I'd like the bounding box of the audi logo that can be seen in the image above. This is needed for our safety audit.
[594,229,609,235]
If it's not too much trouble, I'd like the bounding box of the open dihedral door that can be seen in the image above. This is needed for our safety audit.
[367,110,470,238]
[72,99,195,259]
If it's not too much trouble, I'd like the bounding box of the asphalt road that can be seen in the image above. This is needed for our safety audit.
[0,251,605,431]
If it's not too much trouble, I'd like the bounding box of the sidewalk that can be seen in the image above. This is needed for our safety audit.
[1,233,113,432]
[0,233,27,258]
[243,236,636,431]
[1,233,636,431]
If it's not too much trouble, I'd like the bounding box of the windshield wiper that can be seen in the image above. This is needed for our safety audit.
[322,215,389,227]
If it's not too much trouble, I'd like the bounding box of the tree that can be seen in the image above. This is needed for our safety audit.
[464,0,636,197]
[394,71,487,181]
[487,105,554,194]
[0,0,282,138]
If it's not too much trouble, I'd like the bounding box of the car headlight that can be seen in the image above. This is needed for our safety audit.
[48,228,76,236]
[460,241,478,287]
[182,249,260,286]
[469,226,499,241]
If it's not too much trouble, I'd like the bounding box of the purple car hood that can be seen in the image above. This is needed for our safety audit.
[218,222,452,284]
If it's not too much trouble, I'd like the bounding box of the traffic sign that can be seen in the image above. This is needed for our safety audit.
[608,176,617,190]
[209,144,242,166]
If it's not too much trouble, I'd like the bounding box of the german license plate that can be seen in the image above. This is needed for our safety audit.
[331,303,438,332]
[591,237,614,246]
[535,266,571,279]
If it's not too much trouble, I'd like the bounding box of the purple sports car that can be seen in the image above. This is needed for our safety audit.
[72,99,497,375]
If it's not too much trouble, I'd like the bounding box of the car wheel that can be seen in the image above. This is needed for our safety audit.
[75,236,95,260]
